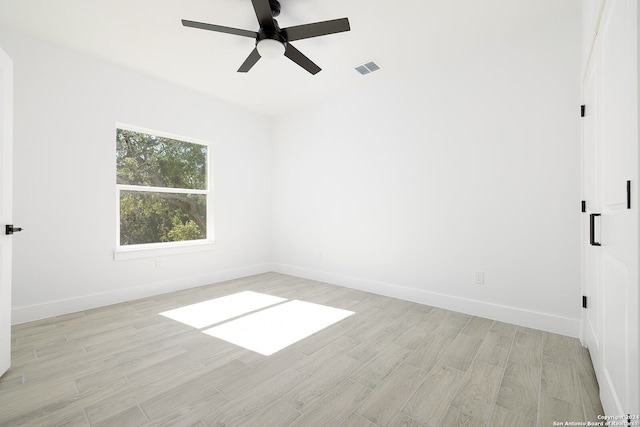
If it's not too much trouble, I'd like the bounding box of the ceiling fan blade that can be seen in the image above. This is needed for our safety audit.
[182,19,257,38]
[237,48,262,73]
[283,18,350,42]
[284,44,321,75]
[251,0,276,31]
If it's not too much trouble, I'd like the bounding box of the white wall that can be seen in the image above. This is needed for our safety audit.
[0,28,273,322]
[272,13,583,336]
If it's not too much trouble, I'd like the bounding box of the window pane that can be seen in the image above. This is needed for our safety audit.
[120,191,206,245]
[116,128,207,190]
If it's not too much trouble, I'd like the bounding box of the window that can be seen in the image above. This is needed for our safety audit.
[115,125,211,252]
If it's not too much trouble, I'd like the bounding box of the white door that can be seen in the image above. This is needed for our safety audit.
[0,46,13,377]
[582,0,639,416]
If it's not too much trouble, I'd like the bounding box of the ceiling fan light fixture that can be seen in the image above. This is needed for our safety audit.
[256,38,285,59]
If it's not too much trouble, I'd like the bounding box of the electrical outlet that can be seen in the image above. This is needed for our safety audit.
[474,271,484,284]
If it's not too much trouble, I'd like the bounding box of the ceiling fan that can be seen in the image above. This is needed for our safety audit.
[182,0,350,75]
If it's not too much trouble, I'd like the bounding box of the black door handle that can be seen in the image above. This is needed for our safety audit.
[590,213,601,246]
[5,225,23,235]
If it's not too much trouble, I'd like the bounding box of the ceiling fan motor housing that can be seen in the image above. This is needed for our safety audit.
[257,22,286,45]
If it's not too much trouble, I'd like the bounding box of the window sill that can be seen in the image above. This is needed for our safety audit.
[113,240,216,261]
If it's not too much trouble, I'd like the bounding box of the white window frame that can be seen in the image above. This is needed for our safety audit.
[113,123,215,261]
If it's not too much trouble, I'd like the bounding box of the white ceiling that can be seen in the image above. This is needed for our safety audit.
[0,0,581,116]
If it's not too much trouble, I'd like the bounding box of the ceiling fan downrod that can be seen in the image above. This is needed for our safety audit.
[268,0,281,17]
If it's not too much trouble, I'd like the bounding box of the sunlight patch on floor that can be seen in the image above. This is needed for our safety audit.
[159,291,286,329]
[202,300,355,356]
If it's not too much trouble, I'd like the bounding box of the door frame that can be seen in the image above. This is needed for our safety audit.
[0,45,14,377]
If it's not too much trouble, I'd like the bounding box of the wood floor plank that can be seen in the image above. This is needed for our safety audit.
[375,298,424,319]
[451,360,504,421]
[74,367,130,395]
[326,289,385,312]
[139,371,229,420]
[391,311,438,350]
[444,311,472,331]
[5,346,37,369]
[93,405,148,427]
[440,406,486,427]
[289,379,370,426]
[574,347,605,421]
[475,330,513,367]
[14,329,68,351]
[517,325,543,336]
[542,332,580,367]
[489,405,535,427]
[84,321,194,357]
[84,353,223,424]
[346,327,403,364]
[292,306,380,356]
[0,379,79,425]
[340,412,378,427]
[141,412,209,427]
[346,311,396,343]
[11,318,59,335]
[17,350,119,387]
[490,321,518,337]
[460,316,494,338]
[236,399,301,426]
[124,350,212,387]
[404,332,455,372]
[216,348,303,400]
[538,393,584,427]
[33,340,86,360]
[0,368,25,390]
[509,331,542,367]
[282,354,361,412]
[356,364,428,426]
[294,334,361,376]
[440,334,483,372]
[426,308,471,333]
[541,358,581,405]
[402,365,466,426]
[202,368,307,426]
[75,347,187,394]
[349,342,412,389]
[495,361,540,421]
[388,413,429,427]
[25,410,90,427]
[14,375,131,426]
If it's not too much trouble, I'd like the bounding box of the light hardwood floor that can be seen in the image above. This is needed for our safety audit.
[0,272,604,426]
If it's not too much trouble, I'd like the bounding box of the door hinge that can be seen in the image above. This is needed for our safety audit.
[581,200,586,213]
[581,105,585,117]
[582,296,588,309]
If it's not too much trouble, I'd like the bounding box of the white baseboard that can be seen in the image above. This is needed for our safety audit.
[12,263,273,324]
[272,263,581,338]
[14,262,581,338]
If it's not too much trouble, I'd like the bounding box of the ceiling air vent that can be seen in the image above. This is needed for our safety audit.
[355,61,381,75]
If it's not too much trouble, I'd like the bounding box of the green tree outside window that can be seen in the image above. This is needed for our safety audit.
[116,128,209,246]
